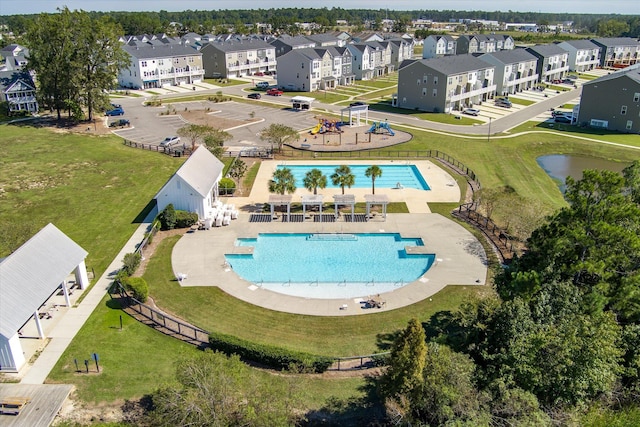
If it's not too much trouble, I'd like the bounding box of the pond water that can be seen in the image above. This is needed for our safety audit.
[537,155,629,193]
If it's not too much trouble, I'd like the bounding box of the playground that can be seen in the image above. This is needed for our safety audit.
[290,118,412,152]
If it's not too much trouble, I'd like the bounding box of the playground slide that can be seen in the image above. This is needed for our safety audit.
[379,122,395,136]
[367,122,378,133]
[310,123,322,135]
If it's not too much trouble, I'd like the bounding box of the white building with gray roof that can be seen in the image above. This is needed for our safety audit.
[479,48,539,95]
[396,54,496,113]
[118,42,204,89]
[557,39,601,72]
[525,44,570,83]
[0,223,89,372]
[154,146,225,219]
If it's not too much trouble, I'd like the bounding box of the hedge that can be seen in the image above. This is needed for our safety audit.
[208,331,334,373]
[175,211,198,228]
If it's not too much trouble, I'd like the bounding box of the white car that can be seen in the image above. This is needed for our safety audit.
[463,108,480,116]
[160,136,180,147]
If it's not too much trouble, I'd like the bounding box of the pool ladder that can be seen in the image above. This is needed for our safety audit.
[309,280,318,287]
[394,280,404,287]
[366,278,375,287]
[282,279,291,287]
[337,279,347,287]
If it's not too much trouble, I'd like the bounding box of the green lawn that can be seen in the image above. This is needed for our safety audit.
[509,97,535,106]
[0,124,179,278]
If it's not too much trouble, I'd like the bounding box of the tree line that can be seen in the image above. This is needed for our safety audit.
[3,9,640,39]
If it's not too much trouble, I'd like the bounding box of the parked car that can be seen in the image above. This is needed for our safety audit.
[105,106,125,116]
[349,101,367,107]
[495,98,512,108]
[463,108,480,116]
[248,93,261,99]
[255,81,270,90]
[253,71,265,76]
[554,115,572,123]
[266,88,283,96]
[109,118,130,128]
[160,136,181,147]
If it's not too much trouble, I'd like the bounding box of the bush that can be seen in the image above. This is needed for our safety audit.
[208,332,334,373]
[158,204,177,230]
[123,276,149,302]
[219,177,236,195]
[175,211,198,228]
[122,252,142,276]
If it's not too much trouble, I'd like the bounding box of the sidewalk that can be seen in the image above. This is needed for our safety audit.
[20,216,155,384]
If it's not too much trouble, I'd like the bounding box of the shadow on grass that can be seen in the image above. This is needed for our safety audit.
[133,199,157,224]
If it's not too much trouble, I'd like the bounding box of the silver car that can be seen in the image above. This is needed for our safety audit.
[160,136,180,147]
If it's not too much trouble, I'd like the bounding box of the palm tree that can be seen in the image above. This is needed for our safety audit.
[268,167,296,195]
[365,165,383,195]
[303,168,327,195]
[331,165,355,195]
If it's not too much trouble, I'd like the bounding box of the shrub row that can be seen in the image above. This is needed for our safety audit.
[208,331,334,373]
[158,204,198,230]
[122,276,149,302]
[175,211,198,228]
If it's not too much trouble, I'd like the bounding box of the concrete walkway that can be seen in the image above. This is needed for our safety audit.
[20,218,154,384]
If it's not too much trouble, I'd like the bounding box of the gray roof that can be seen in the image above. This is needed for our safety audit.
[159,146,224,199]
[0,223,88,338]
[479,48,537,65]
[583,63,640,86]
[591,37,640,47]
[305,33,340,44]
[415,54,494,75]
[560,39,600,50]
[122,43,200,60]
[272,34,315,48]
[526,43,568,57]
[201,38,273,53]
[0,70,35,93]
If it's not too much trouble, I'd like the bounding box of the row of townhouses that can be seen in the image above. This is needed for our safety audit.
[115,31,415,90]
[424,34,640,71]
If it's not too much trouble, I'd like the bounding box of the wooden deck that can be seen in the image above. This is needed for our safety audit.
[0,384,72,426]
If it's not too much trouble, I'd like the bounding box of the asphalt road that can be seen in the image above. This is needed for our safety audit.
[109,81,582,150]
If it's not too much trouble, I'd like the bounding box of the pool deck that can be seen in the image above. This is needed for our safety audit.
[171,160,483,316]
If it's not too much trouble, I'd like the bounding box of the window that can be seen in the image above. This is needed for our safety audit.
[141,61,147,67]
[433,77,438,85]
[417,79,421,85]
[422,88,427,96]
[634,93,640,102]
[432,89,437,97]
[621,105,627,115]
[627,120,633,130]
[423,75,428,84]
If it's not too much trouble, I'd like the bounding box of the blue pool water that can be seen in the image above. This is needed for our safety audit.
[276,164,430,190]
[225,233,435,299]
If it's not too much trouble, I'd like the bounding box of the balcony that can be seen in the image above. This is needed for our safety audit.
[448,84,497,102]
[504,74,539,86]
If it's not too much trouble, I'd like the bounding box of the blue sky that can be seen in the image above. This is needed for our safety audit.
[1,0,639,15]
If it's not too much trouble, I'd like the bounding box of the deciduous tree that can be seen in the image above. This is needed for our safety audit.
[259,123,300,153]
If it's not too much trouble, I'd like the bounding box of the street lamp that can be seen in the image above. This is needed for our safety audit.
[487,117,492,143]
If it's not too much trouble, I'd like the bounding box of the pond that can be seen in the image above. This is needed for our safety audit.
[537,155,630,193]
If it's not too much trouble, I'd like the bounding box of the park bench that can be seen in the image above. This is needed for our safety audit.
[0,396,31,415]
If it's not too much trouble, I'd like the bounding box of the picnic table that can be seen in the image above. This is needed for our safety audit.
[0,396,31,415]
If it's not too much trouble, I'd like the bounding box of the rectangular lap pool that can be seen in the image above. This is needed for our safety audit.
[276,164,430,190]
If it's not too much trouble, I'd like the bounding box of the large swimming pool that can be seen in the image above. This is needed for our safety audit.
[276,164,431,190]
[225,233,435,299]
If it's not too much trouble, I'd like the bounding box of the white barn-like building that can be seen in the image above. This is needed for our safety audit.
[154,146,225,219]
[0,223,89,372]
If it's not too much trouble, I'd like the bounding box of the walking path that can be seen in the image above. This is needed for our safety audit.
[19,216,155,384]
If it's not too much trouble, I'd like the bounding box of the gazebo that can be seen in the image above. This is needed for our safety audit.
[332,194,356,221]
[0,223,89,371]
[364,194,390,220]
[340,104,369,127]
[301,194,324,221]
[268,194,293,222]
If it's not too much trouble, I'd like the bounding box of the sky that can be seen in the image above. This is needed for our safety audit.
[1,0,639,16]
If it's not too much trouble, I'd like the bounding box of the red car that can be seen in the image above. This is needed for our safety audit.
[267,88,283,96]
[254,71,265,76]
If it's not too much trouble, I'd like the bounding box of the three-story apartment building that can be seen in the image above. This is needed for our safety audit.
[201,38,276,78]
[557,39,601,72]
[396,55,497,113]
[479,49,539,95]
[119,42,204,89]
[526,44,570,82]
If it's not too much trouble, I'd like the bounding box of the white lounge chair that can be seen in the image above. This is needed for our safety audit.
[222,212,231,226]
[215,214,223,227]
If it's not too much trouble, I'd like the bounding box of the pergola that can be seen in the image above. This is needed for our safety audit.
[364,194,390,220]
[301,194,324,221]
[340,105,369,127]
[332,194,356,221]
[268,194,293,222]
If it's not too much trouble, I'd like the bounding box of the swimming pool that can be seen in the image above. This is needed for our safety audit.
[225,233,435,299]
[276,164,431,190]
